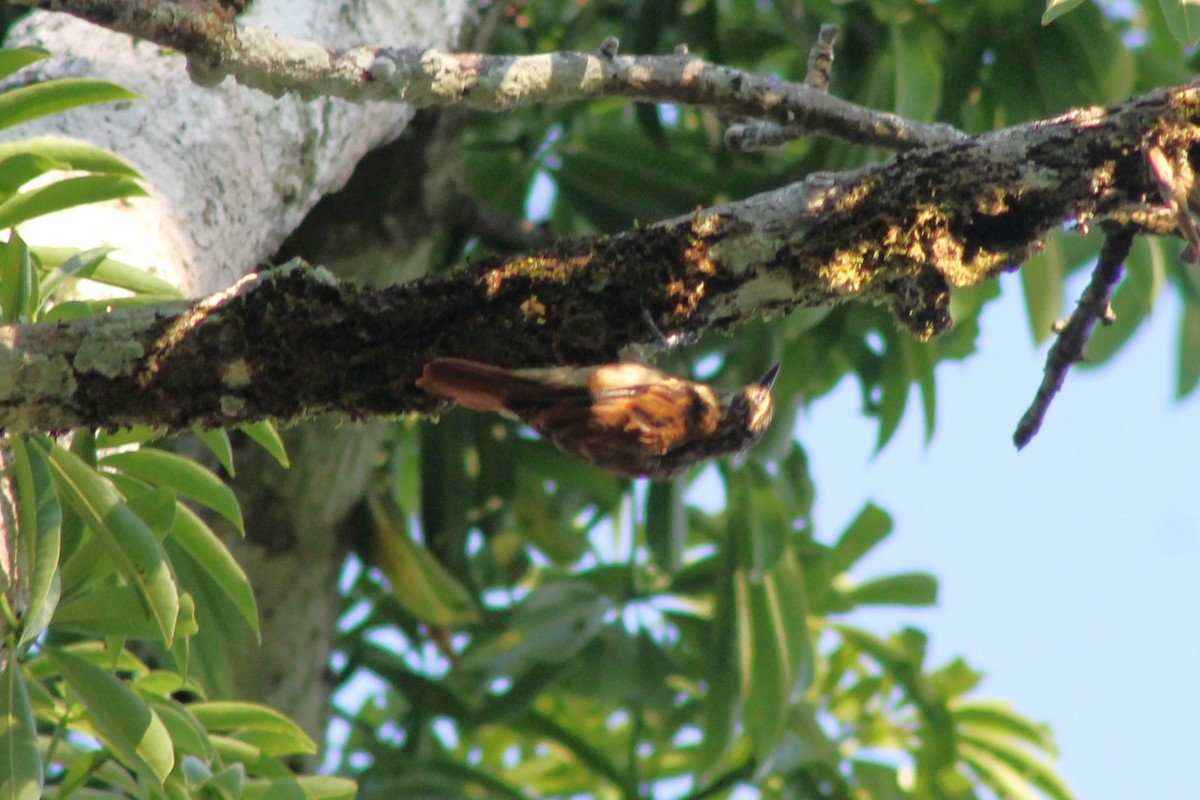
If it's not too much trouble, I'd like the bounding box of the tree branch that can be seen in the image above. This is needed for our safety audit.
[1013,226,1135,449]
[0,80,1195,432]
[13,0,961,151]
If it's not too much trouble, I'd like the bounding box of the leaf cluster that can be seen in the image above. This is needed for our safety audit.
[0,48,325,800]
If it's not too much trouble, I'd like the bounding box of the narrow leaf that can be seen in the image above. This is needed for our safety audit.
[1158,0,1200,47]
[842,572,939,608]
[0,138,140,193]
[42,441,179,646]
[0,50,49,83]
[0,231,34,323]
[195,428,235,476]
[0,660,41,800]
[190,701,316,756]
[37,246,115,304]
[1177,297,1200,399]
[102,449,244,533]
[32,246,183,297]
[829,504,893,575]
[48,647,175,784]
[238,421,289,468]
[0,78,140,133]
[168,503,259,638]
[367,490,478,626]
[51,585,168,639]
[1020,232,1066,344]
[0,175,146,230]
[10,435,61,647]
[1042,0,1087,25]
[143,696,216,762]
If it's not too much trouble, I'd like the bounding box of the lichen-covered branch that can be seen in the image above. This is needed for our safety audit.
[0,81,1195,432]
[14,0,959,150]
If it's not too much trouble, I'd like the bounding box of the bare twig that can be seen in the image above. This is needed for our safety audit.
[14,0,963,151]
[804,23,840,92]
[726,24,847,152]
[1013,226,1135,449]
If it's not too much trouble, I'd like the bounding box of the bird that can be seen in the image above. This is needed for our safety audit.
[416,357,779,480]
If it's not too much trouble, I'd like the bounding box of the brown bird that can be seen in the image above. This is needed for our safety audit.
[416,357,779,480]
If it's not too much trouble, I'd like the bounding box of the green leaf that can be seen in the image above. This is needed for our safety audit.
[852,760,908,800]
[52,584,172,639]
[0,49,49,83]
[891,22,942,122]
[238,421,290,468]
[0,174,146,230]
[10,435,62,647]
[95,426,167,450]
[646,478,685,573]
[0,138,140,195]
[1020,233,1067,344]
[1158,0,1200,46]
[959,728,1074,800]
[958,740,1042,800]
[40,300,91,322]
[1178,297,1200,399]
[833,623,956,773]
[37,246,115,305]
[32,246,183,297]
[875,331,911,451]
[195,763,246,799]
[829,504,893,575]
[125,486,180,538]
[734,547,811,764]
[195,428,236,476]
[0,152,70,199]
[102,448,244,534]
[0,78,140,133]
[48,647,175,784]
[242,777,358,800]
[367,490,479,626]
[142,696,217,762]
[512,470,588,565]
[841,572,938,608]
[953,699,1056,751]
[0,660,41,800]
[0,231,35,323]
[189,702,317,757]
[169,502,259,637]
[42,440,179,646]
[458,581,609,678]
[1042,0,1087,25]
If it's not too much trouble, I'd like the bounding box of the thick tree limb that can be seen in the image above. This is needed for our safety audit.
[0,81,1195,432]
[13,0,960,151]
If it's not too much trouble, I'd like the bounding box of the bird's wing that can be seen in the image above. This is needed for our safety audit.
[417,358,585,412]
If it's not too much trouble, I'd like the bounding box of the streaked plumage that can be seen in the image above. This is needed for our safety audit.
[416,357,778,479]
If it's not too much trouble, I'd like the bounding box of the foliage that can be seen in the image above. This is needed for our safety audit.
[325,1,1197,798]
[0,50,326,800]
[0,0,1195,799]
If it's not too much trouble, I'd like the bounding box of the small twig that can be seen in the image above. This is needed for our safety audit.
[1013,226,1135,449]
[804,23,840,92]
[727,24,840,151]
[15,0,962,151]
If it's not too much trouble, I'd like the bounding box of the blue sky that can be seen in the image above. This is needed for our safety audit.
[803,272,1200,800]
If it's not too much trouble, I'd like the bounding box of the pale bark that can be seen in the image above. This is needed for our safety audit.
[1,0,472,747]
[3,0,469,294]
